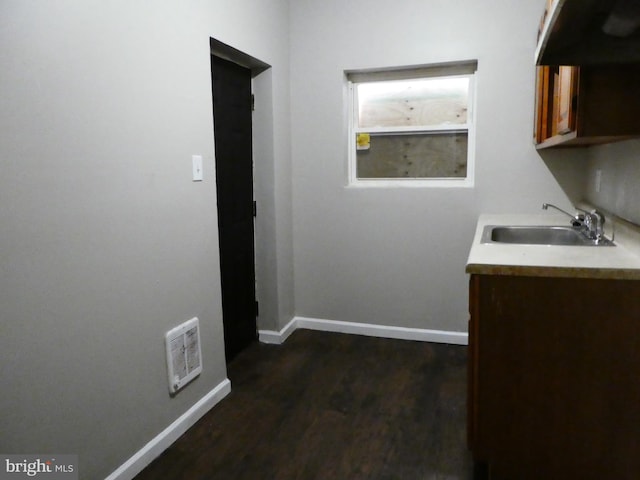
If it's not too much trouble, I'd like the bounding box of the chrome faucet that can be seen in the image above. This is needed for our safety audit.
[542,203,606,242]
[573,206,606,241]
[542,203,583,226]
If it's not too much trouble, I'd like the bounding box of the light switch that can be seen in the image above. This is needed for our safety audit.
[192,155,203,181]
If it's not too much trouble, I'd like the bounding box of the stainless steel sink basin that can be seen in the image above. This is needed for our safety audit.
[481,225,615,246]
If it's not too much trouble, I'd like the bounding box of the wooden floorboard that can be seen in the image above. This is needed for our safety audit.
[135,329,473,480]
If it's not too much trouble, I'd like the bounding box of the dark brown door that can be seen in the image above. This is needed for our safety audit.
[211,55,256,362]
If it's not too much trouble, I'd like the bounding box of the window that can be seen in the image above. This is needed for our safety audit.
[347,62,477,186]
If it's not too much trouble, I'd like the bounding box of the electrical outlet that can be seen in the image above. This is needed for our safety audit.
[595,169,602,193]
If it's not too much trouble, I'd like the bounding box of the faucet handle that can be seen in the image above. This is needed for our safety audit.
[591,209,605,223]
[591,210,605,237]
[580,210,606,239]
[572,213,585,228]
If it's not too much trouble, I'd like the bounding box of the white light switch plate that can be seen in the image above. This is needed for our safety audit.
[192,155,203,181]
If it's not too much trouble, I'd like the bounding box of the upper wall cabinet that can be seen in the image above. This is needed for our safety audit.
[536,0,640,65]
[535,64,640,148]
[534,0,640,148]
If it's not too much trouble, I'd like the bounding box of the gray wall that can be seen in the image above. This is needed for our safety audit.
[0,1,292,478]
[289,0,580,332]
[3,0,619,477]
[584,139,640,225]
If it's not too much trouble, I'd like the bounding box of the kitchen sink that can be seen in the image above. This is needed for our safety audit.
[481,225,615,246]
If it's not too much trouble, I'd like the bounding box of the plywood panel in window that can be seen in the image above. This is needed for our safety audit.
[356,133,468,179]
[357,78,469,128]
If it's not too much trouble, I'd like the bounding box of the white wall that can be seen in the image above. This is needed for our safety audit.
[289,0,581,331]
[0,1,291,478]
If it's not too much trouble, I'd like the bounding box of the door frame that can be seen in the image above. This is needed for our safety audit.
[209,37,273,345]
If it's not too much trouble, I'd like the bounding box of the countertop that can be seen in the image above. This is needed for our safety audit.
[466,213,640,280]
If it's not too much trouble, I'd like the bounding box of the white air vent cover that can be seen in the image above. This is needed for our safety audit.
[165,317,202,394]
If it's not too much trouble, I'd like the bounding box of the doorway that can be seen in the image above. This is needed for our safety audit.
[211,55,257,362]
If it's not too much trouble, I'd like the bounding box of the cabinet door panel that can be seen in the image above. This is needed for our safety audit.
[555,66,577,134]
[467,275,480,450]
[534,66,552,143]
[470,275,640,479]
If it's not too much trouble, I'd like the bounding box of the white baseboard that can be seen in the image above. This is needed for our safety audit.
[259,316,468,346]
[105,378,232,480]
[258,317,297,344]
[107,319,465,478]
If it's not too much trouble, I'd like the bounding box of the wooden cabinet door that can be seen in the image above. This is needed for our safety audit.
[534,66,552,143]
[535,65,577,142]
[555,65,578,135]
[470,274,640,479]
[467,275,480,449]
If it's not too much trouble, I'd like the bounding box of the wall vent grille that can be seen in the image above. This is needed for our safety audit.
[165,317,202,394]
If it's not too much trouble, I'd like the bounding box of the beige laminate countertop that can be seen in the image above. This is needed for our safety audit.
[466,213,640,280]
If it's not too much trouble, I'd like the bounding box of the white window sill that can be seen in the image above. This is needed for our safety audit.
[346,178,475,189]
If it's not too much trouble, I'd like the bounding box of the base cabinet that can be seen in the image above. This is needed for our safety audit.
[468,274,640,479]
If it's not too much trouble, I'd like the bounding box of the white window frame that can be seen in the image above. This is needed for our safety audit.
[346,65,477,188]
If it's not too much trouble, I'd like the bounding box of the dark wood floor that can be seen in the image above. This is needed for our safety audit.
[135,329,473,480]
